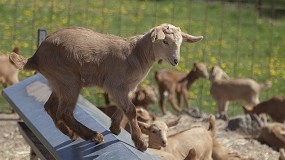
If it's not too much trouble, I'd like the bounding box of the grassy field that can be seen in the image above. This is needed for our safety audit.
[0,0,284,117]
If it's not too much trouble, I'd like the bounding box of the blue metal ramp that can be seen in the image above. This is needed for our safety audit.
[2,74,157,160]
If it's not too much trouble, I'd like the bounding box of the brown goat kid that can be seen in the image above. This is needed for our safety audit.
[10,24,203,151]
[256,122,285,151]
[0,47,20,88]
[243,96,285,123]
[155,62,209,114]
[98,105,155,133]
[104,84,157,110]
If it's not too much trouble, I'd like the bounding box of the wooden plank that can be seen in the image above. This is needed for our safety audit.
[2,74,157,160]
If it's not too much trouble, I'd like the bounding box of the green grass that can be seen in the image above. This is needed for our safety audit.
[0,0,284,117]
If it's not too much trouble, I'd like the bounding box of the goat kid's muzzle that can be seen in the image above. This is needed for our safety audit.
[167,56,179,66]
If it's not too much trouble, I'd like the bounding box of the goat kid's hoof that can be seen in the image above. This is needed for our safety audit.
[109,125,121,135]
[90,132,104,143]
[133,137,148,151]
[70,133,79,141]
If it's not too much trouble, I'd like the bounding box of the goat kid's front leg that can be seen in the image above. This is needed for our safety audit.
[168,92,181,113]
[182,89,190,108]
[216,100,228,121]
[112,92,147,151]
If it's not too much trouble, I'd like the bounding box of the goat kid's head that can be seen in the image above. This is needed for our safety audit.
[151,24,203,66]
[135,85,157,105]
[138,117,181,149]
[192,62,209,79]
[209,65,230,81]
[136,107,155,123]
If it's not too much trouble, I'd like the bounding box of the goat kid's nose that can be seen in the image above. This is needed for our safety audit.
[174,58,178,65]
[162,140,167,146]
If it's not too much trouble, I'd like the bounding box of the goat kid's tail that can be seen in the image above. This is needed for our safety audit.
[208,114,216,137]
[259,81,272,91]
[9,53,37,71]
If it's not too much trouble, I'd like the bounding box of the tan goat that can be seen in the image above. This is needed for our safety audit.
[256,122,285,151]
[0,47,20,88]
[242,96,285,123]
[155,62,209,114]
[9,24,203,151]
[139,116,214,160]
[209,65,272,120]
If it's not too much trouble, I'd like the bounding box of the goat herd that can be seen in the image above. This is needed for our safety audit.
[1,24,285,159]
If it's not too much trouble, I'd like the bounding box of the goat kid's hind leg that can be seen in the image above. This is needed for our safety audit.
[168,92,181,113]
[56,87,103,143]
[109,107,124,135]
[158,87,167,115]
[112,92,147,151]
[44,92,78,140]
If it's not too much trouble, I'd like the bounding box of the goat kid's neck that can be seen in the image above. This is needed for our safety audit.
[185,70,200,89]
[127,32,156,73]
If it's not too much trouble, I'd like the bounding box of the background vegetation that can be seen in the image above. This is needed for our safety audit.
[0,0,284,117]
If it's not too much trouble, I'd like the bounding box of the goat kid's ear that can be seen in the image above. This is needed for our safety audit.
[166,116,181,128]
[181,32,203,43]
[138,121,150,131]
[151,27,165,42]
[192,62,198,71]
[222,71,230,80]
[138,91,145,101]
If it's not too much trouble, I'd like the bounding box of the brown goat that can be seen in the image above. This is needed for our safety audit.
[242,96,285,123]
[155,62,209,114]
[98,105,155,132]
[0,47,20,88]
[9,24,203,151]
[256,122,285,151]
[104,84,157,110]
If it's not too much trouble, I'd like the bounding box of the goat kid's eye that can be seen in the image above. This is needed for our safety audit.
[152,130,156,133]
[163,40,169,45]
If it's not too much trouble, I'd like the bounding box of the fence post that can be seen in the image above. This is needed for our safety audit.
[37,28,47,48]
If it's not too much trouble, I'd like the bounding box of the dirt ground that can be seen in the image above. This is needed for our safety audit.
[0,113,30,160]
[0,112,281,160]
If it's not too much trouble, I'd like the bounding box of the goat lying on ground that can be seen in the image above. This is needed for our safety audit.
[242,96,285,123]
[209,65,272,120]
[104,84,157,110]
[98,105,155,132]
[139,115,214,160]
[256,122,285,151]
[144,117,183,160]
[155,62,209,114]
[130,85,157,110]
[0,47,20,88]
[10,24,203,151]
